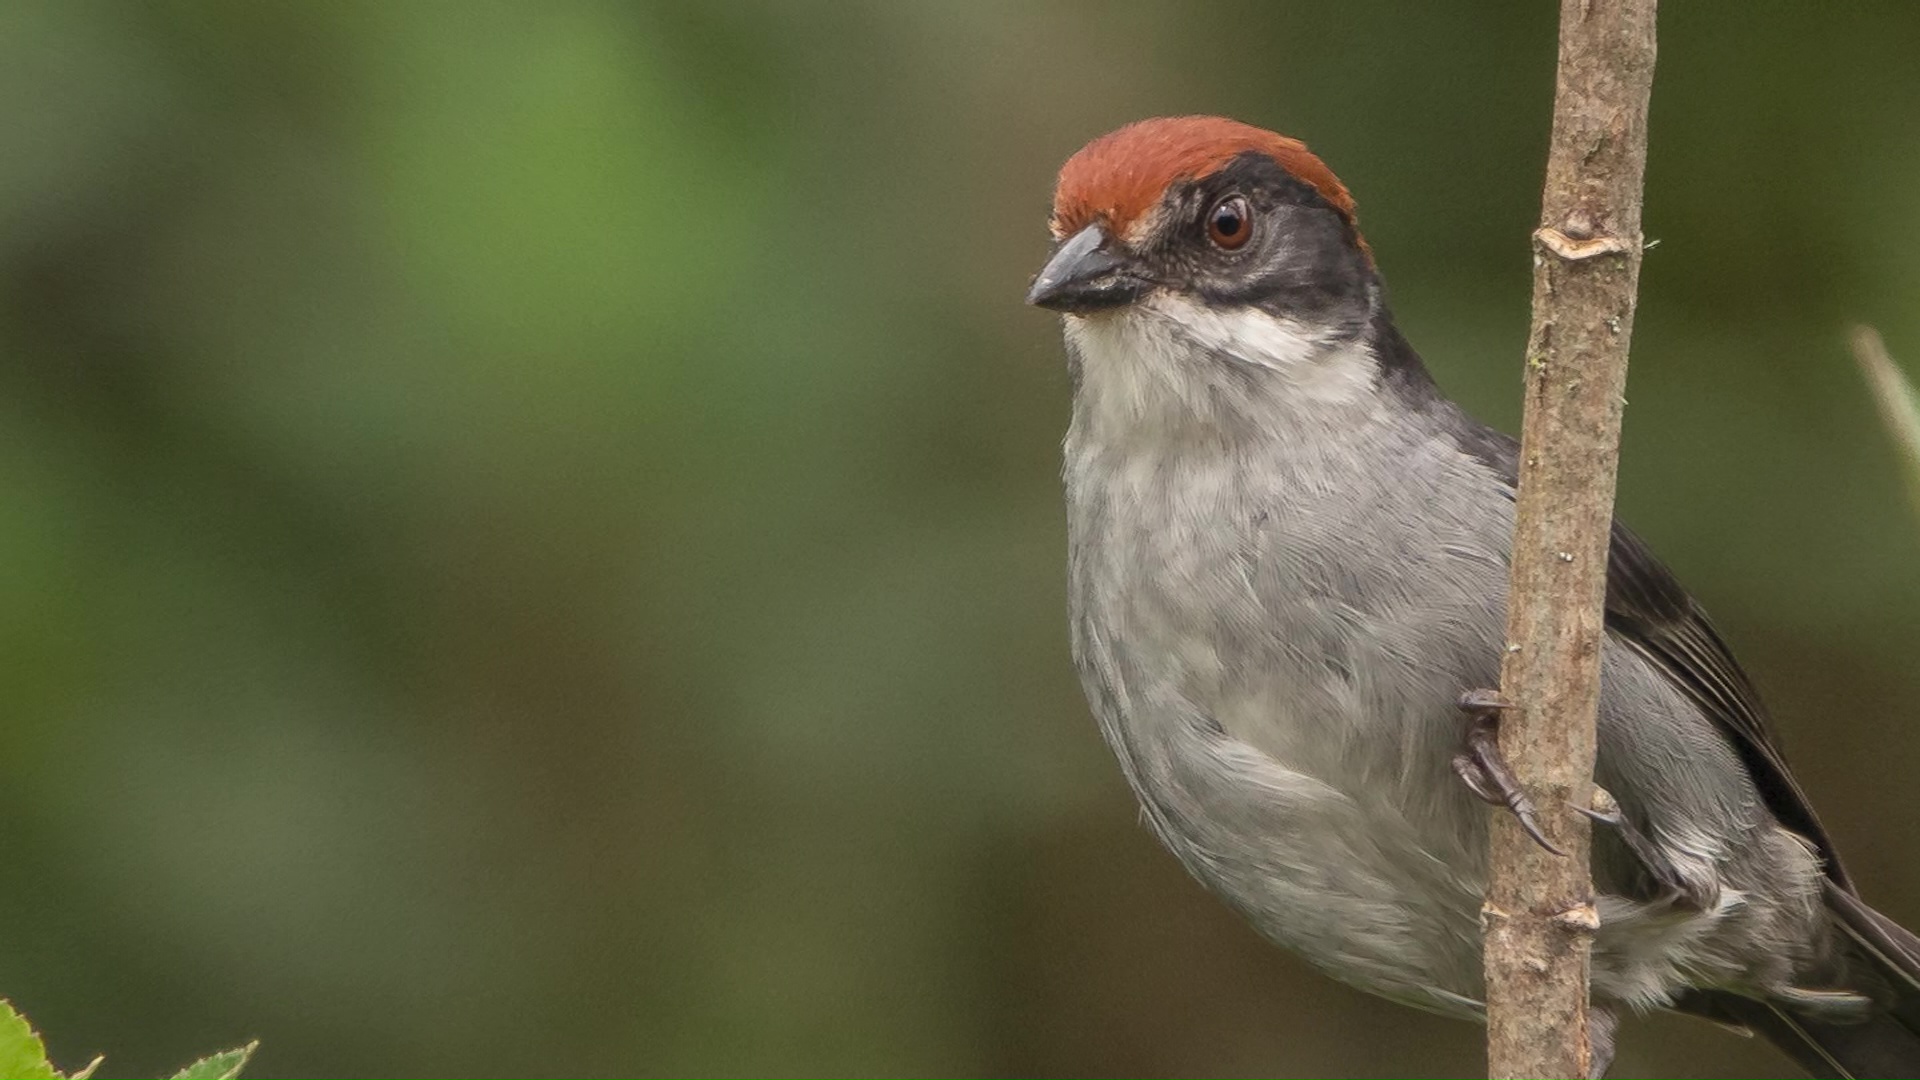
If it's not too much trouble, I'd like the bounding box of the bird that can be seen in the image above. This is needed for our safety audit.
[1025,115,1920,1078]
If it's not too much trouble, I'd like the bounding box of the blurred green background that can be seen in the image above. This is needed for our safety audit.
[2,2,1918,1077]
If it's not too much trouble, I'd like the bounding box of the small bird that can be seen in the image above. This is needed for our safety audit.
[1026,115,1920,1078]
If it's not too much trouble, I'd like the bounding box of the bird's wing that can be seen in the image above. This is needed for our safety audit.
[1600,519,1846,889]
[1446,413,1848,888]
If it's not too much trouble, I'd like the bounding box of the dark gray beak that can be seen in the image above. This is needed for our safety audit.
[1025,224,1146,312]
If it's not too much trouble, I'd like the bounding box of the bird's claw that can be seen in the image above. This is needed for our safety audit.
[1574,780,1620,834]
[1454,689,1565,857]
[1575,786,1715,910]
[1456,687,1510,715]
[1571,803,1623,829]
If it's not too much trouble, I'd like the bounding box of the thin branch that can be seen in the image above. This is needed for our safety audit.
[1484,3,1658,1079]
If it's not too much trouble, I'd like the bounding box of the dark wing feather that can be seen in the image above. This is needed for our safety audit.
[1602,520,1847,889]
[1445,413,1848,887]
[1672,990,1920,1080]
[1409,356,1920,1075]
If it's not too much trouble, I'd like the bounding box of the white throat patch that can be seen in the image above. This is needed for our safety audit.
[1063,294,1377,437]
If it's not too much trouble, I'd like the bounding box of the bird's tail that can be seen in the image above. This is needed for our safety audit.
[1680,883,1920,1079]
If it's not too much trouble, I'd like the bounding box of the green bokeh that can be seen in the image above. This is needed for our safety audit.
[1,3,1917,1076]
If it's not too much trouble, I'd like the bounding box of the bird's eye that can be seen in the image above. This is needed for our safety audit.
[1206,195,1252,250]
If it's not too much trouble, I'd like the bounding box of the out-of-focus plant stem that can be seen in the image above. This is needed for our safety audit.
[1852,326,1920,521]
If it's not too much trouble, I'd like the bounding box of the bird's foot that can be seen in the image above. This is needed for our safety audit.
[1453,689,1564,856]
[1576,786,1716,911]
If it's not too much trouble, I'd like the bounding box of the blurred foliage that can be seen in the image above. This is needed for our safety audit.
[0,2,1917,1077]
[1853,327,1920,520]
[1,999,250,1080]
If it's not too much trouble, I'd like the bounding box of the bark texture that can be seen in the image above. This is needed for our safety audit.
[1485,2,1658,1078]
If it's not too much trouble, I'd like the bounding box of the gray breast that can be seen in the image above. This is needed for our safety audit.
[1061,348,1830,1012]
[1063,388,1518,1007]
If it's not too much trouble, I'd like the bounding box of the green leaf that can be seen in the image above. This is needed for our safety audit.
[65,1055,104,1080]
[168,1041,257,1080]
[0,1001,60,1080]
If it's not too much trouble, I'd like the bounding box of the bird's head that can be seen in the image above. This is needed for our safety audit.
[1028,117,1389,429]
[1028,115,1373,317]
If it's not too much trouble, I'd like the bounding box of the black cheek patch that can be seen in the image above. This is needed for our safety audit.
[1152,154,1375,330]
[1193,205,1373,332]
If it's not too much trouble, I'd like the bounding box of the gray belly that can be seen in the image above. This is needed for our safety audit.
[1065,440,1513,1011]
[1070,594,1495,1015]
[1064,429,1830,1015]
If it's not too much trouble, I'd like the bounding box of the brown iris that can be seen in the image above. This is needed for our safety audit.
[1206,194,1252,250]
